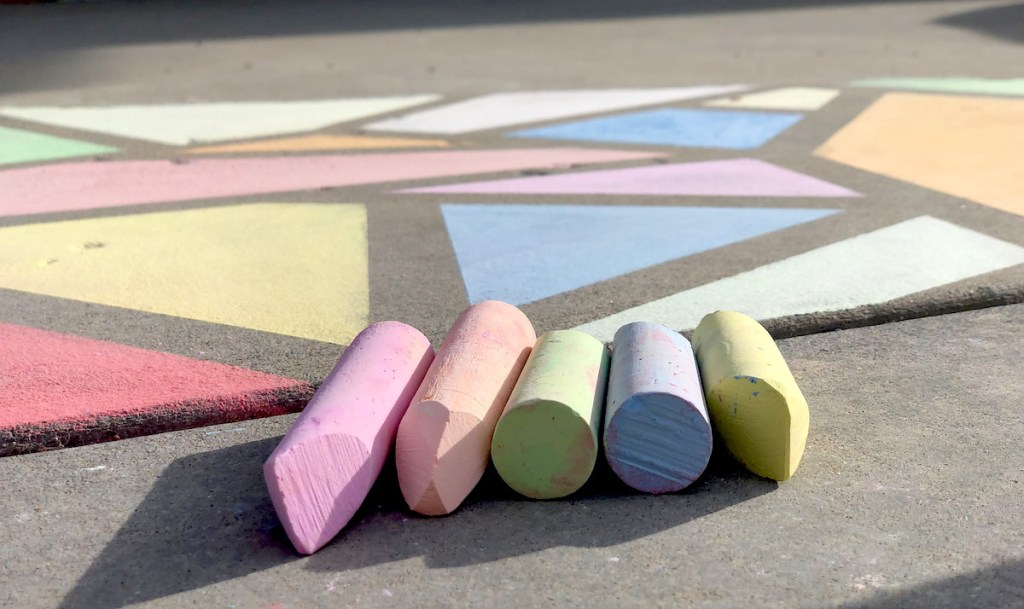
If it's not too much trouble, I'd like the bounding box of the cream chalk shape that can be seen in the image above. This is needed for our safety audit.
[491,330,609,499]
[0,203,369,344]
[264,322,434,554]
[395,301,536,515]
[364,86,748,134]
[575,216,1024,342]
[705,87,840,111]
[603,322,711,494]
[186,134,450,154]
[692,311,808,481]
[0,96,440,145]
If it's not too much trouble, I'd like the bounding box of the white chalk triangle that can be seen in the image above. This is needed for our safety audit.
[0,96,440,146]
[365,86,748,134]
[575,216,1024,342]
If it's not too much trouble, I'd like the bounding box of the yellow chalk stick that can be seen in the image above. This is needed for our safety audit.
[692,311,809,481]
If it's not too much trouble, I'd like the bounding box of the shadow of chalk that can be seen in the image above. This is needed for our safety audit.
[58,438,774,608]
[837,559,1024,609]
[305,443,776,571]
[57,438,292,609]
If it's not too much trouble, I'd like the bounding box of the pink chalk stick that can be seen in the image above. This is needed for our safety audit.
[264,322,434,554]
[396,301,536,516]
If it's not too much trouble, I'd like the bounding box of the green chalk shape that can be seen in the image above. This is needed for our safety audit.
[0,125,118,166]
[491,330,609,499]
[692,310,809,481]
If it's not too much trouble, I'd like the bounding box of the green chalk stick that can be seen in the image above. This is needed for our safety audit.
[692,311,809,481]
[491,330,609,499]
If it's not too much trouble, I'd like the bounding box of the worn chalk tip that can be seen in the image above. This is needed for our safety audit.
[707,376,805,481]
[604,392,713,494]
[491,399,598,500]
[263,433,372,555]
[395,401,492,516]
[693,310,809,482]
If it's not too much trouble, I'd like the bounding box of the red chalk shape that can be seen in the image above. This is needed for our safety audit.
[0,323,310,456]
[396,301,536,515]
[264,322,434,555]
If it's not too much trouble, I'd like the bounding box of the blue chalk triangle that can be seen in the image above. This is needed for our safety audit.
[509,108,804,150]
[442,204,839,305]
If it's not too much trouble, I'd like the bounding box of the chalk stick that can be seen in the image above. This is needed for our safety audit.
[692,310,809,481]
[491,330,609,499]
[604,321,712,493]
[263,321,434,555]
[396,301,536,515]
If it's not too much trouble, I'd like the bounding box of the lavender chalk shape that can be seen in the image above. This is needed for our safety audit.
[264,322,434,555]
[604,322,712,493]
[401,159,859,198]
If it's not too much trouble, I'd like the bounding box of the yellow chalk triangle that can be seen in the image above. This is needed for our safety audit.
[187,134,450,154]
[0,203,368,344]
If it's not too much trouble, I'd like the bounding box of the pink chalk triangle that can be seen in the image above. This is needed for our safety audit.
[399,158,859,197]
[0,323,310,453]
[0,148,662,218]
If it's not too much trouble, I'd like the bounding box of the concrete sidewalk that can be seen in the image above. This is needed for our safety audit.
[1,2,1023,606]
[2,306,1021,608]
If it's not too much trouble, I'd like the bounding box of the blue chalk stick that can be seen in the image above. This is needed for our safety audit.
[604,321,713,493]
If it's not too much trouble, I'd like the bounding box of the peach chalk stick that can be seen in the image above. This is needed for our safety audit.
[604,322,712,493]
[491,330,610,499]
[264,322,434,554]
[396,301,536,515]
[692,310,809,481]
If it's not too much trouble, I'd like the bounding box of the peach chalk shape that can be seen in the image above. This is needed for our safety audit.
[692,311,809,481]
[604,322,712,494]
[491,330,609,499]
[264,322,435,555]
[396,301,536,515]
[186,134,451,154]
[815,92,1024,217]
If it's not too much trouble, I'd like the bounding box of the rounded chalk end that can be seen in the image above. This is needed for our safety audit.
[604,393,713,494]
[491,399,598,500]
[707,376,807,481]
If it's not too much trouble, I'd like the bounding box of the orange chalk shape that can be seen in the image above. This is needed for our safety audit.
[395,301,536,515]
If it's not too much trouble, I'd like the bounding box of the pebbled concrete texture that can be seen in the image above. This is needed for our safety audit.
[1,305,1021,609]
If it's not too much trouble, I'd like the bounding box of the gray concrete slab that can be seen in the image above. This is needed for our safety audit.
[2,305,1021,608]
[2,1,1023,103]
